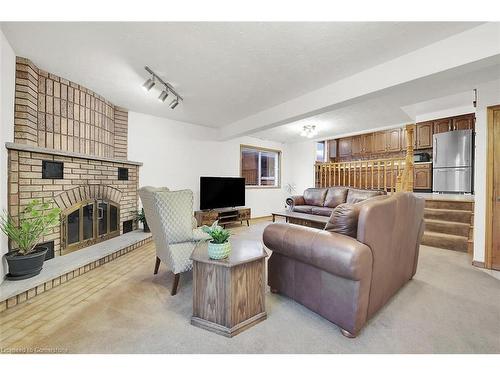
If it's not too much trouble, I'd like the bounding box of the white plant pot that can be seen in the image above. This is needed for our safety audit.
[207,241,231,260]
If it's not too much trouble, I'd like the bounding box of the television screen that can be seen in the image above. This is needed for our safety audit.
[200,177,245,210]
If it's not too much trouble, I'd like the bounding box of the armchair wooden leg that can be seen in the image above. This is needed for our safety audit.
[171,273,180,296]
[154,257,161,275]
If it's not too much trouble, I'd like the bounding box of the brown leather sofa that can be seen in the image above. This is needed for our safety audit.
[264,192,425,338]
[286,187,386,217]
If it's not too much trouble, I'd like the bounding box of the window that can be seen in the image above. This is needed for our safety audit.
[240,145,281,187]
[316,141,326,162]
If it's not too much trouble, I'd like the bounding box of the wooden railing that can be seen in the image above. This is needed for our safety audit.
[315,125,415,193]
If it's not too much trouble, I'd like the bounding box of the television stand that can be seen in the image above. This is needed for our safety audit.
[195,207,251,228]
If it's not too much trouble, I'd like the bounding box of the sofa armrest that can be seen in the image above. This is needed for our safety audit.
[286,195,305,208]
[263,223,372,281]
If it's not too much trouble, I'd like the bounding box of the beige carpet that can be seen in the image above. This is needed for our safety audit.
[1,220,499,353]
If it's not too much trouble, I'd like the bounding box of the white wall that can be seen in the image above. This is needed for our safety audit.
[0,29,16,281]
[285,140,316,194]
[128,111,288,218]
[473,79,500,263]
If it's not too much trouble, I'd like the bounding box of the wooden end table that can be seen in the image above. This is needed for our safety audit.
[272,210,329,229]
[190,239,267,337]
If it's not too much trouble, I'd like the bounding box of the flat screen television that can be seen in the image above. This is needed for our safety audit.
[200,177,245,210]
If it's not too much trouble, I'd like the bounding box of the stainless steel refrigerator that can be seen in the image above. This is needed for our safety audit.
[432,129,473,193]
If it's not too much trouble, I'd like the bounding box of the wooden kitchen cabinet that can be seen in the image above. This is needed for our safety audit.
[338,137,352,157]
[415,122,433,149]
[401,125,417,150]
[373,131,387,153]
[414,163,432,190]
[328,139,337,159]
[433,118,452,134]
[386,128,401,152]
[452,114,474,131]
[352,136,362,155]
[361,133,373,154]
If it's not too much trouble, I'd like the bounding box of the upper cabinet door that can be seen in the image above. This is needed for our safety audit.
[362,133,373,154]
[433,118,452,134]
[351,135,362,155]
[401,125,417,150]
[416,122,433,149]
[452,114,475,131]
[386,129,401,152]
[338,137,352,157]
[373,131,387,153]
[328,139,337,158]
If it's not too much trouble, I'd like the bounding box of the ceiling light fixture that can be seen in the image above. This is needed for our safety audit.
[169,98,179,109]
[300,125,318,138]
[158,89,169,102]
[142,77,155,92]
[142,66,183,110]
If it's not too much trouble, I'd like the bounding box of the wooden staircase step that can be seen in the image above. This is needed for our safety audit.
[424,208,473,224]
[424,219,470,237]
[421,231,468,252]
[424,199,474,211]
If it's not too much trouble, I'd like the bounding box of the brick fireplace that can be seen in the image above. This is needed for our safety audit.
[7,57,142,257]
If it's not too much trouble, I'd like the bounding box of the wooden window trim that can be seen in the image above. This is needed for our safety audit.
[240,144,282,189]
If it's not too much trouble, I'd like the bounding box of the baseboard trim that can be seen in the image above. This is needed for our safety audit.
[472,260,485,268]
[250,215,272,221]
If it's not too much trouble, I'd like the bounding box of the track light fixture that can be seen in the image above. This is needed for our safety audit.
[158,89,169,102]
[142,66,183,109]
[142,77,155,92]
[169,98,179,109]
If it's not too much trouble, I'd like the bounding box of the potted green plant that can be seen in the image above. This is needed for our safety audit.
[136,208,150,232]
[0,199,61,280]
[201,221,231,260]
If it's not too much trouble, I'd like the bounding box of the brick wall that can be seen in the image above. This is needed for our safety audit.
[14,57,129,160]
[8,57,139,257]
[8,148,139,256]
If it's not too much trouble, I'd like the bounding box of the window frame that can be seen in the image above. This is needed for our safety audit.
[240,144,282,189]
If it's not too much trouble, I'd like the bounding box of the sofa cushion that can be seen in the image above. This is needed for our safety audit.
[292,205,315,214]
[303,188,328,206]
[324,187,349,208]
[325,195,388,237]
[346,188,385,204]
[324,203,361,238]
[311,206,334,217]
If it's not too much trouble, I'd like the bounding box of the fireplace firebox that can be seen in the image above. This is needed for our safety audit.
[61,199,120,254]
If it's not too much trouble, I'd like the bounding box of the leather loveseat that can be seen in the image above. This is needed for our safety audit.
[286,187,386,217]
[264,192,425,338]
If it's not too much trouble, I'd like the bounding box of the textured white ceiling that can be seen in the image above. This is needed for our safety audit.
[0,22,482,128]
[253,55,500,142]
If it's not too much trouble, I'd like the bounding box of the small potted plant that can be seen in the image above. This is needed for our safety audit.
[0,199,61,280]
[136,208,150,232]
[201,221,231,260]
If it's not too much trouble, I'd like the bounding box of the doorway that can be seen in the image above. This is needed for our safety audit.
[486,105,500,270]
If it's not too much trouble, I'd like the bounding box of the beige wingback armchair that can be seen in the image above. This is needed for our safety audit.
[138,186,209,295]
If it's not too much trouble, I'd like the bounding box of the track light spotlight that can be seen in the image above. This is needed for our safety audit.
[169,98,179,109]
[142,78,155,92]
[158,90,169,102]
